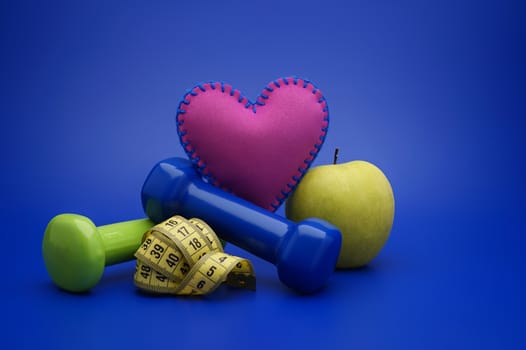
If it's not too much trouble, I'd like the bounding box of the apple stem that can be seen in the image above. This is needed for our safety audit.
[333,148,339,165]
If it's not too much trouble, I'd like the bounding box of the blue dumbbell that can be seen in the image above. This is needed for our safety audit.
[141,157,341,294]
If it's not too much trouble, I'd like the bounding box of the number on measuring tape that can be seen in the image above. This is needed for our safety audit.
[141,237,152,251]
[207,266,217,277]
[177,225,190,237]
[164,218,180,228]
[140,264,151,279]
[180,263,190,275]
[166,252,179,267]
[188,237,202,250]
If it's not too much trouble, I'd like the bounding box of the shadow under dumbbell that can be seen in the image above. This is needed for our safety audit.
[97,265,136,290]
[337,264,374,273]
[133,284,258,301]
[33,278,97,300]
[36,280,93,297]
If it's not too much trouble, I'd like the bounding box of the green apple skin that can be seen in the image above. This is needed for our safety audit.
[285,160,395,269]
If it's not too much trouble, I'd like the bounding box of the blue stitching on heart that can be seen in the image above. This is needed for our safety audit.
[176,76,330,211]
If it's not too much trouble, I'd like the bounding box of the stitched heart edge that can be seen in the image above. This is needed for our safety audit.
[175,76,330,211]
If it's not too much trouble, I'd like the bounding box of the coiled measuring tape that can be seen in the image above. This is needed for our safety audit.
[134,215,255,295]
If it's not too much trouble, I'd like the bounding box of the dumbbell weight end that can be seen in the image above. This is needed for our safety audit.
[42,214,153,292]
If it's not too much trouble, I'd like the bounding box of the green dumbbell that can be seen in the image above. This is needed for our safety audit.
[42,214,154,293]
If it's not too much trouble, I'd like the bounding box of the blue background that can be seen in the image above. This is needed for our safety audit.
[2,0,525,348]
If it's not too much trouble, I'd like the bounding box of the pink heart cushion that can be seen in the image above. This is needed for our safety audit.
[176,77,329,212]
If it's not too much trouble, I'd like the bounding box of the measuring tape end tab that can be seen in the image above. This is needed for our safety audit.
[226,274,256,291]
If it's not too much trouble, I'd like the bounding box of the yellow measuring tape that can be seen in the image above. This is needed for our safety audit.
[134,215,255,295]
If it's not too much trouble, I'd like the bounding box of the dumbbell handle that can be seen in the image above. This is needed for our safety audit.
[183,180,291,263]
[97,219,153,265]
[143,160,296,263]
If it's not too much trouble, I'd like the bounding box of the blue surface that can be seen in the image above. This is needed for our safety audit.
[2,0,525,349]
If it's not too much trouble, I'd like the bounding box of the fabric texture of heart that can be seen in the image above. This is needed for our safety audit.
[176,77,329,212]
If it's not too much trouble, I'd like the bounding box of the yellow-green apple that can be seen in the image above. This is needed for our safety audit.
[285,160,395,268]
